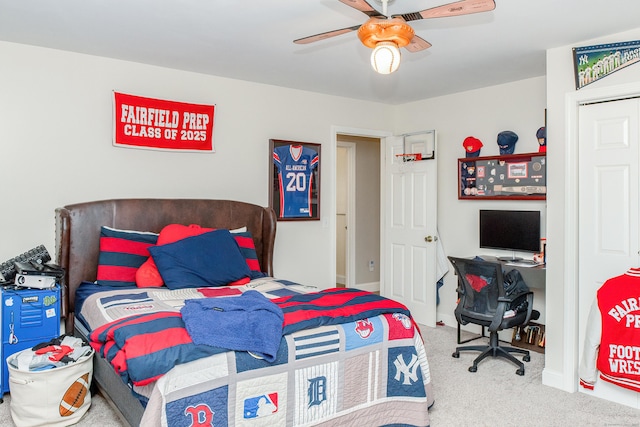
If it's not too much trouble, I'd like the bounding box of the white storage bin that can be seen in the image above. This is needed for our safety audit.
[7,348,94,427]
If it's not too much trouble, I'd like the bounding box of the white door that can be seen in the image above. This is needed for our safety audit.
[381,132,438,327]
[578,98,640,407]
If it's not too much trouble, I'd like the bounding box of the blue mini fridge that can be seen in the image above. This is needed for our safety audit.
[0,285,60,395]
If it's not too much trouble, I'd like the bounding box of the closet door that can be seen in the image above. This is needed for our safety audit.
[578,98,640,408]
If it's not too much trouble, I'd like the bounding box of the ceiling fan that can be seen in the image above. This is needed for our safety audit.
[294,0,496,74]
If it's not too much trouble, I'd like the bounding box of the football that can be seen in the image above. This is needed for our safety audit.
[59,373,90,417]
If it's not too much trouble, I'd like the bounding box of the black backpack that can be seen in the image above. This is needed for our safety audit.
[503,268,528,296]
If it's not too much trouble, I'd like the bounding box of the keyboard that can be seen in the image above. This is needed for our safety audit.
[506,260,542,268]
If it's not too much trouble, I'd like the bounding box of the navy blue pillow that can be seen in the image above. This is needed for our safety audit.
[148,229,251,289]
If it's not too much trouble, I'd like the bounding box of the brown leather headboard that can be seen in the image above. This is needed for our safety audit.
[55,198,276,332]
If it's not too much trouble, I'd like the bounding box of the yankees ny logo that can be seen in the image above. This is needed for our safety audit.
[307,376,327,408]
[393,353,419,385]
[184,404,214,426]
[579,54,589,66]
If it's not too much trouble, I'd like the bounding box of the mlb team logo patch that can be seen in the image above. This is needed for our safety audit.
[385,312,415,340]
[235,372,287,426]
[342,316,383,350]
[386,346,426,398]
[294,362,338,424]
[243,393,278,419]
[165,385,228,427]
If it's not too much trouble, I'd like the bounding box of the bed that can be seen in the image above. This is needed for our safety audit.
[54,198,434,426]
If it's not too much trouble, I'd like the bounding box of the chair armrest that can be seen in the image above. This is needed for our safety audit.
[489,301,510,330]
[520,292,534,325]
[491,291,534,330]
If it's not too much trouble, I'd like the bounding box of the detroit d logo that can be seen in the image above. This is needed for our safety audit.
[307,376,327,408]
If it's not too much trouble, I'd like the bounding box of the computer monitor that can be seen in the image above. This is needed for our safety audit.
[479,209,541,261]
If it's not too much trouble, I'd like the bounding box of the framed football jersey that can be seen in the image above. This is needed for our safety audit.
[270,139,320,220]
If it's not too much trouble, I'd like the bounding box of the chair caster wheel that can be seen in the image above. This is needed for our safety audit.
[452,352,460,358]
[468,366,477,373]
[523,355,531,362]
[516,368,525,376]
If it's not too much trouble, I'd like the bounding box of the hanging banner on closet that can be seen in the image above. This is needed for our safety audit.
[573,40,640,90]
[113,92,215,152]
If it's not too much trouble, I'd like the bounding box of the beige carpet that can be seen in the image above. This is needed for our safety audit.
[424,325,640,427]
[1,325,638,426]
[0,392,125,426]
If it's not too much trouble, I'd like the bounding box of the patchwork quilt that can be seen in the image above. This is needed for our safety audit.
[77,278,434,426]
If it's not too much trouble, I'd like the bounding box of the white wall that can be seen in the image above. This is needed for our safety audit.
[394,77,547,327]
[6,28,640,397]
[0,41,394,289]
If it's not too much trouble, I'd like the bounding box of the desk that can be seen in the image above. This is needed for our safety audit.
[480,255,546,290]
[455,255,546,345]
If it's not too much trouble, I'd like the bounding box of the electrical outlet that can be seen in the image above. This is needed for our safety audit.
[369,260,374,272]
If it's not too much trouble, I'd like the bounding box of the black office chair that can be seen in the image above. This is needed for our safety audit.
[448,256,535,375]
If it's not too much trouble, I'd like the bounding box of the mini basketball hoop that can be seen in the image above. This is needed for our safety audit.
[395,153,423,162]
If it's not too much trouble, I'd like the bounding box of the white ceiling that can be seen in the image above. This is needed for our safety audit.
[2,0,640,105]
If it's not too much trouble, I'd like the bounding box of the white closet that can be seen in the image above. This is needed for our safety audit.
[578,97,640,408]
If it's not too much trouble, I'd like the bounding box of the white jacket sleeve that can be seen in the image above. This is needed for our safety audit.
[579,297,602,389]
[435,232,448,281]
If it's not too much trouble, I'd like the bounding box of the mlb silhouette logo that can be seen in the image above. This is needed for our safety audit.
[235,372,287,425]
[243,393,278,419]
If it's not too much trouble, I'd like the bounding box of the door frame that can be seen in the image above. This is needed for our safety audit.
[331,126,392,291]
[564,81,640,391]
[337,141,356,288]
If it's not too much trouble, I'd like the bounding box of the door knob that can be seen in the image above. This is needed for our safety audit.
[425,236,438,242]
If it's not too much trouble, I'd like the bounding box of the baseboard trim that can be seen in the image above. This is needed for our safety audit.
[542,368,574,392]
[336,275,346,285]
[350,281,379,293]
[435,313,457,327]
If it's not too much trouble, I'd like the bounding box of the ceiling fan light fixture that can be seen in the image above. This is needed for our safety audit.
[357,17,414,49]
[371,41,401,74]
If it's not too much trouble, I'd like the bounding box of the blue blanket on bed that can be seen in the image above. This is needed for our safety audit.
[180,290,284,362]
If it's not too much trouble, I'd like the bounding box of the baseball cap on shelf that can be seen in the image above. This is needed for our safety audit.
[497,130,518,155]
[462,136,483,157]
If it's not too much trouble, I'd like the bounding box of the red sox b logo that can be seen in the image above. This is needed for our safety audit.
[184,404,214,426]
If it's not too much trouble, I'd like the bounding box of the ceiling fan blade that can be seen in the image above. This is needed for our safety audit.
[395,0,495,22]
[294,25,361,45]
[404,35,432,53]
[338,0,385,17]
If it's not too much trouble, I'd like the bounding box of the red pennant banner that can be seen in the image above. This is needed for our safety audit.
[113,92,215,152]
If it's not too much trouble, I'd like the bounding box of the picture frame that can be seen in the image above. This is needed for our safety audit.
[507,162,528,179]
[269,139,321,221]
[458,152,546,200]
